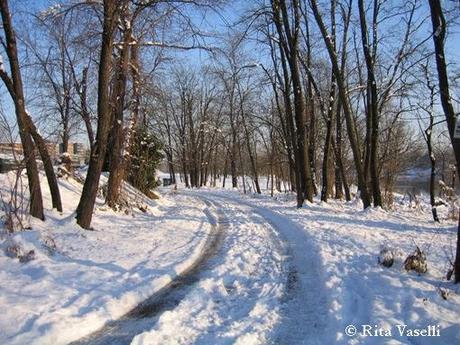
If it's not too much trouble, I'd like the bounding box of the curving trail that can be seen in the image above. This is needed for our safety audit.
[197,192,330,345]
[71,191,328,345]
[71,198,228,345]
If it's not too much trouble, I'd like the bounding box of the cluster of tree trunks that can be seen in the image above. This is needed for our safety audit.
[0,0,62,219]
[1,0,459,284]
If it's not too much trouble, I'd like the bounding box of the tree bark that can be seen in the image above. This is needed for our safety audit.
[357,0,382,207]
[310,0,371,208]
[305,19,317,196]
[106,14,131,208]
[0,0,44,220]
[123,41,141,182]
[428,0,460,282]
[76,1,118,229]
[25,116,62,212]
[321,0,337,203]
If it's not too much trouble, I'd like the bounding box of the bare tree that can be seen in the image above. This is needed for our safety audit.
[271,0,314,206]
[106,2,132,208]
[416,61,441,222]
[357,0,382,207]
[428,0,460,282]
[0,0,63,218]
[310,0,372,208]
[76,0,119,229]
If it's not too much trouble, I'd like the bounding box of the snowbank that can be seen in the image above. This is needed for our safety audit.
[0,174,212,345]
[223,189,460,344]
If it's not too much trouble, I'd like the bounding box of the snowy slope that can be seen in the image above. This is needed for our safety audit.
[125,185,460,345]
[197,189,460,345]
[0,174,213,345]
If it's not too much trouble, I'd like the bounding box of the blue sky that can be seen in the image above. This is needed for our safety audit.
[0,0,459,143]
[12,0,460,63]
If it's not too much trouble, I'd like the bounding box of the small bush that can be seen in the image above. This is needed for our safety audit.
[128,128,163,195]
[18,250,35,263]
[41,235,57,255]
[5,242,22,258]
[4,242,35,263]
[378,247,395,268]
[404,246,427,274]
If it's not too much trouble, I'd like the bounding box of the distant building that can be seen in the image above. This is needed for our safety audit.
[73,143,85,155]
[46,141,57,157]
[0,141,88,166]
[57,142,88,165]
[0,143,23,156]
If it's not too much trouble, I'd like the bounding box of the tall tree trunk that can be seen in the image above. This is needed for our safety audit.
[25,116,62,212]
[181,148,190,188]
[321,78,336,202]
[62,123,70,154]
[428,0,460,282]
[222,155,228,188]
[283,0,314,202]
[310,0,371,208]
[123,41,141,183]
[106,18,131,208]
[272,0,313,206]
[0,0,44,219]
[76,1,118,229]
[334,102,345,200]
[427,128,439,222]
[230,151,237,188]
[358,0,382,207]
[230,108,238,189]
[321,0,337,203]
[305,19,317,196]
[78,67,95,148]
[239,89,261,194]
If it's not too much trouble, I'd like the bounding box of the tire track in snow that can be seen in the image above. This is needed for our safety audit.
[70,198,228,345]
[128,192,288,344]
[72,191,329,345]
[200,192,331,345]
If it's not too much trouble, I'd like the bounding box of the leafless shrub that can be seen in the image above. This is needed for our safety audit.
[41,234,57,255]
[56,153,73,179]
[0,168,30,232]
[438,180,459,221]
[4,241,35,263]
[5,242,22,258]
[0,111,30,232]
[71,169,86,185]
[406,191,423,213]
[18,249,35,263]
[437,286,449,300]
[378,247,395,268]
[382,191,394,210]
[404,246,428,274]
[444,247,455,281]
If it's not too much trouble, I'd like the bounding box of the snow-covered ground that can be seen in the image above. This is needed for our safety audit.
[196,188,460,345]
[1,172,460,345]
[0,174,213,345]
[129,192,287,345]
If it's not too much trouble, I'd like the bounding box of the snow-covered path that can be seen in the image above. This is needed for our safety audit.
[72,198,229,345]
[195,192,331,345]
[89,190,328,345]
[0,180,216,345]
